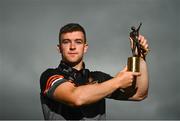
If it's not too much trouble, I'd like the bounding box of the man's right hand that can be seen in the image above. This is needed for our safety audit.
[115,66,141,89]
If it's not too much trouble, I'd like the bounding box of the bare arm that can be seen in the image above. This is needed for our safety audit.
[128,35,149,100]
[53,70,140,107]
[128,57,149,100]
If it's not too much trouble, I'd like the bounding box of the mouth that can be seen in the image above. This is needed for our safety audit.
[68,52,78,54]
[68,52,78,56]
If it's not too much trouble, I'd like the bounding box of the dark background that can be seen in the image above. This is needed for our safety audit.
[0,0,180,119]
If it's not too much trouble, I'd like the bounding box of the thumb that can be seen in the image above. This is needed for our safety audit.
[121,66,128,72]
[129,37,133,49]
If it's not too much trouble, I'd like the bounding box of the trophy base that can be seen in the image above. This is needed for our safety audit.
[127,56,140,72]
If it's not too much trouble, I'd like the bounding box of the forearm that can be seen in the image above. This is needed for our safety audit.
[130,57,149,100]
[72,78,120,106]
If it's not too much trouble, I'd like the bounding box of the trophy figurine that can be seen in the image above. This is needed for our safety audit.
[127,22,148,72]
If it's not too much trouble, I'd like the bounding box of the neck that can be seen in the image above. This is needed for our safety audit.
[72,61,84,71]
[62,60,84,71]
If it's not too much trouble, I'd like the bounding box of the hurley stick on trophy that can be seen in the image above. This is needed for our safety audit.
[127,22,149,72]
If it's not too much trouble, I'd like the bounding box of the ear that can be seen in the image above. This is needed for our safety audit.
[83,43,88,54]
[57,44,62,53]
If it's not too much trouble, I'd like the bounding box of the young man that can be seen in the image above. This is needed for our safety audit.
[40,23,149,120]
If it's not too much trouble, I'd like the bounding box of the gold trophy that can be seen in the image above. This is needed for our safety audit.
[122,23,149,93]
[127,23,148,72]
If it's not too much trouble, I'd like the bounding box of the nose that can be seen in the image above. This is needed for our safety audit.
[70,42,76,50]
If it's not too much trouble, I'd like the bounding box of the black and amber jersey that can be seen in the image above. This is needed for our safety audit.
[40,61,128,120]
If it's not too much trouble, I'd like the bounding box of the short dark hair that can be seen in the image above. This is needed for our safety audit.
[59,23,86,44]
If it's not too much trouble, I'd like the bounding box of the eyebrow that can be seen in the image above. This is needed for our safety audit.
[75,39,83,41]
[61,39,70,41]
[62,39,84,42]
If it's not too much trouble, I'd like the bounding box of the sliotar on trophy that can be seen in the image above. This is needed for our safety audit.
[127,22,150,72]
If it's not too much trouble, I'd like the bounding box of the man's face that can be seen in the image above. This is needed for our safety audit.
[58,31,88,64]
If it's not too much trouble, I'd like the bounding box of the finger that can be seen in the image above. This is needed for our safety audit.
[144,44,149,50]
[132,72,141,76]
[129,37,133,48]
[142,40,149,51]
[141,41,147,49]
[142,39,147,46]
[139,36,148,47]
[138,35,145,43]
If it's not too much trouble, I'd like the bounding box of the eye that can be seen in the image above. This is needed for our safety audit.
[75,39,83,44]
[62,39,70,44]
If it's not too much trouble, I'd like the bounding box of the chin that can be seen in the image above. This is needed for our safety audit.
[64,58,82,65]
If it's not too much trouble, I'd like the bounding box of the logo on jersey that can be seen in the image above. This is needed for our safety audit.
[44,75,64,94]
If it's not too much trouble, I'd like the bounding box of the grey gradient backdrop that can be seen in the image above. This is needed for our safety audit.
[0,0,180,119]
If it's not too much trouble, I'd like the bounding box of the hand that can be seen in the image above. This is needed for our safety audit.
[129,34,150,57]
[115,66,141,89]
